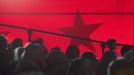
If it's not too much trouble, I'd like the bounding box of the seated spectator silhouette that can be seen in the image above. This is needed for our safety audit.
[108,58,134,75]
[15,43,47,75]
[0,35,13,75]
[66,45,80,60]
[81,52,98,75]
[66,58,97,75]
[11,38,23,50]
[46,47,70,75]
[32,38,43,46]
[123,50,134,61]
[97,39,117,75]
[120,46,132,56]
[9,38,24,75]
[82,52,97,62]
[33,38,48,55]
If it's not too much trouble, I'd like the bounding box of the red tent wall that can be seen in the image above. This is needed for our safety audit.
[0,0,134,59]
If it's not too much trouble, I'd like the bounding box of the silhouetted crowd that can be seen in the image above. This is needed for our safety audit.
[0,34,134,75]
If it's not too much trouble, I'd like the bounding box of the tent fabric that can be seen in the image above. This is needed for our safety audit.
[0,0,134,59]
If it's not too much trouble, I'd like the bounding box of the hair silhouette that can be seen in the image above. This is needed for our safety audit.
[66,45,80,60]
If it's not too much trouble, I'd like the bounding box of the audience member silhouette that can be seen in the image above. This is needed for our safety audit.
[66,45,80,60]
[0,35,8,49]
[10,38,23,66]
[106,39,116,51]
[33,38,48,55]
[32,38,43,46]
[0,35,13,75]
[11,38,23,50]
[123,50,134,61]
[81,52,98,75]
[66,58,96,75]
[46,47,70,75]
[97,39,117,75]
[81,52,97,62]
[120,46,132,56]
[108,58,134,75]
[0,34,134,75]
[15,43,47,75]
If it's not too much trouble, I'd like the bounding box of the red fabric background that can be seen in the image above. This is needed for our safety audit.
[0,0,134,59]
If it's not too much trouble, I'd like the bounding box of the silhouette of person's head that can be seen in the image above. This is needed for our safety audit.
[67,58,96,75]
[123,50,134,60]
[67,59,81,75]
[46,47,70,75]
[32,38,48,54]
[51,47,61,52]
[33,38,44,45]
[0,34,8,49]
[24,43,46,60]
[46,47,68,65]
[82,52,97,62]
[106,39,116,51]
[66,45,80,60]
[108,58,134,75]
[11,38,23,49]
[121,46,132,56]
[15,43,47,74]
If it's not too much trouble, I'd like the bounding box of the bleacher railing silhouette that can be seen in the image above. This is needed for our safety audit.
[0,24,133,47]
[0,12,134,15]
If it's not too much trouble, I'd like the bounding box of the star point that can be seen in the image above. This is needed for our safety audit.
[59,10,101,51]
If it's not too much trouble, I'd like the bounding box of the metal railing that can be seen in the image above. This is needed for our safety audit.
[0,24,133,47]
[0,12,134,15]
